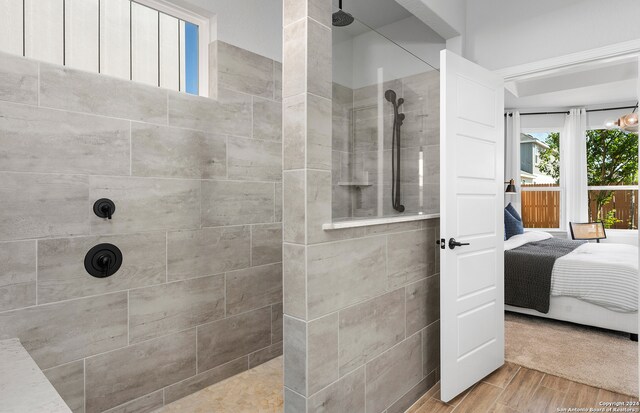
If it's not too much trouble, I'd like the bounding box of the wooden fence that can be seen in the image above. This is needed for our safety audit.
[521,186,560,228]
[520,184,638,229]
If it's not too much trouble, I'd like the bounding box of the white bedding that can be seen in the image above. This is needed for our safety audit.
[505,231,638,312]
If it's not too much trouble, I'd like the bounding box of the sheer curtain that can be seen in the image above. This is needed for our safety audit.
[561,108,589,231]
[505,111,521,212]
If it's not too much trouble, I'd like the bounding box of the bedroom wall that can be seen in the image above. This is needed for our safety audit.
[0,43,283,413]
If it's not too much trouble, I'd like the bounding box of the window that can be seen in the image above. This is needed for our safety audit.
[0,0,208,95]
[520,132,561,229]
[586,129,638,230]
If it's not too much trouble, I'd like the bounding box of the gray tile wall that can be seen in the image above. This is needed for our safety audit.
[0,43,283,413]
[282,1,441,412]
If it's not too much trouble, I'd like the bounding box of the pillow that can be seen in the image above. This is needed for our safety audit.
[504,209,524,240]
[505,203,522,222]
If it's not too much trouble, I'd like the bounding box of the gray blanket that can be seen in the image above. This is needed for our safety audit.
[505,237,585,313]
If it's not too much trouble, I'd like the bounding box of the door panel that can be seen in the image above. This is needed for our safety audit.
[440,50,505,402]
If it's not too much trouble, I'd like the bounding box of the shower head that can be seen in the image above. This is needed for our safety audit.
[332,0,354,27]
[385,89,397,104]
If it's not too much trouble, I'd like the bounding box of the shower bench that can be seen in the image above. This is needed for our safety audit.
[0,338,71,412]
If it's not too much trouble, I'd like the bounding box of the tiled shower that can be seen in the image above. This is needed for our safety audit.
[0,0,441,412]
[0,40,284,412]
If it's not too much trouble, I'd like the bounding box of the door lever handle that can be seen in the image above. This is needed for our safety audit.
[448,238,470,249]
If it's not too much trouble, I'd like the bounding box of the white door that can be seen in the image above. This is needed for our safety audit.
[439,50,505,402]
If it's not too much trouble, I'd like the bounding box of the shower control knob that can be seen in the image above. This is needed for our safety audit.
[93,198,116,219]
[84,243,123,278]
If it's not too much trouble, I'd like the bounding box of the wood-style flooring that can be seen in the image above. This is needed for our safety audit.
[408,363,639,413]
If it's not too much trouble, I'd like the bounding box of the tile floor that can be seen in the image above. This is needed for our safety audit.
[408,363,638,413]
[156,356,283,413]
[157,356,637,413]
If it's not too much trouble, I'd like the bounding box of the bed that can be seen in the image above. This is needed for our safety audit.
[504,231,639,337]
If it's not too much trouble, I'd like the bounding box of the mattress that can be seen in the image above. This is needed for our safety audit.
[505,231,638,313]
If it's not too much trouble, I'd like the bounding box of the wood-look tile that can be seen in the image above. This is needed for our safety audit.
[307,312,339,394]
[38,232,166,304]
[454,382,503,413]
[163,357,248,404]
[339,288,405,375]
[306,235,387,319]
[434,385,474,407]
[0,292,127,369]
[85,329,196,413]
[253,96,282,142]
[167,226,250,282]
[249,342,282,368]
[90,176,201,234]
[0,172,89,242]
[283,315,306,395]
[596,388,639,403]
[387,229,432,288]
[168,88,252,136]
[540,374,572,393]
[271,303,283,343]
[0,240,36,312]
[131,123,227,179]
[101,390,164,413]
[387,371,438,413]
[497,368,544,411]
[225,263,282,316]
[482,362,520,389]
[365,333,423,413]
[201,180,275,227]
[561,382,601,409]
[216,41,274,99]
[40,63,168,124]
[487,403,519,413]
[0,101,130,175]
[414,398,454,413]
[251,223,283,266]
[43,361,85,413]
[307,366,365,413]
[227,136,282,181]
[405,275,439,337]
[524,385,565,413]
[197,307,272,372]
[0,52,38,105]
[128,274,225,344]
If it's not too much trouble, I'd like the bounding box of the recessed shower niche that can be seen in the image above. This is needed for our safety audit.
[331,16,440,221]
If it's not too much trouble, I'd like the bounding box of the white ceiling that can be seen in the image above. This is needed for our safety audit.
[505,57,639,109]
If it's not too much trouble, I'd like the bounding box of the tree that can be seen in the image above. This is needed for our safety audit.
[536,129,638,228]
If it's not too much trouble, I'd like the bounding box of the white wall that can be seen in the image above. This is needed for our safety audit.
[465,0,640,70]
[334,15,443,89]
[395,0,465,40]
[178,0,282,61]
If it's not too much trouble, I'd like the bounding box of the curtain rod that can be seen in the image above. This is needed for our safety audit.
[505,104,638,117]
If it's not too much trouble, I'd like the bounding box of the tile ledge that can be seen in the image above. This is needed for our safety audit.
[323,213,440,230]
[0,338,71,412]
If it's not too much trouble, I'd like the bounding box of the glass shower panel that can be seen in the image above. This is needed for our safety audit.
[332,17,440,221]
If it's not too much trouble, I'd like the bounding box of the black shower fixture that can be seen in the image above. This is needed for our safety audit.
[386,89,405,213]
[93,198,116,219]
[332,0,354,27]
[84,243,123,278]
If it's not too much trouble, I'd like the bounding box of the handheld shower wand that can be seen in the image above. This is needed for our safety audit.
[385,90,405,213]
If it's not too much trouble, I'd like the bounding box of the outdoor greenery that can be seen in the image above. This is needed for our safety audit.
[537,129,638,228]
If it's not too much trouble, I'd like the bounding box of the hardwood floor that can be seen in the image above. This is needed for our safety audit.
[407,363,638,413]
